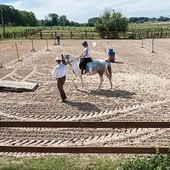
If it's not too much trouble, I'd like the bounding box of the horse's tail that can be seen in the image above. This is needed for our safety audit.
[105,60,112,79]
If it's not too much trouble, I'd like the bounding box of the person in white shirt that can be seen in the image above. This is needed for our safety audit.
[52,56,67,102]
[80,40,92,74]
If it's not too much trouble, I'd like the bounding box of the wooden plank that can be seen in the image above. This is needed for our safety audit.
[0,146,169,154]
[0,80,38,91]
[0,121,170,128]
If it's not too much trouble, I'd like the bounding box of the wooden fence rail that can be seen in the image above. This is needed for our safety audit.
[1,121,170,128]
[0,146,169,154]
[0,121,170,154]
[0,29,170,40]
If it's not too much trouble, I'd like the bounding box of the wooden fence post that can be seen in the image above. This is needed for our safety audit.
[13,32,16,39]
[70,31,72,39]
[25,32,27,39]
[85,30,87,39]
[40,32,42,39]
[160,28,163,38]
[146,30,149,38]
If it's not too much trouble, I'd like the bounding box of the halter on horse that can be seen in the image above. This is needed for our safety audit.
[62,54,113,90]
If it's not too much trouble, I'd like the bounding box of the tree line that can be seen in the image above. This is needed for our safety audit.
[0,4,169,38]
[0,4,38,26]
[129,16,170,23]
[1,4,170,27]
[42,13,85,27]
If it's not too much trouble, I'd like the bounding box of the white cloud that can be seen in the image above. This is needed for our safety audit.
[1,0,170,22]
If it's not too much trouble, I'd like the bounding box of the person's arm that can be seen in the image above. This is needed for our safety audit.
[82,48,88,57]
[52,66,58,77]
[52,68,56,77]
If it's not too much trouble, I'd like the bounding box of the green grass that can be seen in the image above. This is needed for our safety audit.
[0,22,170,35]
[50,26,95,31]
[0,154,170,170]
[0,22,169,40]
[0,155,119,170]
[128,22,170,30]
[0,26,43,34]
[119,154,170,170]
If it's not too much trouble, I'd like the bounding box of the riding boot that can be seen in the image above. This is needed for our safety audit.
[81,69,84,74]
[84,67,89,74]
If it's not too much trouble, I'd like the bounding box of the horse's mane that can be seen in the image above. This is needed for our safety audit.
[69,55,80,61]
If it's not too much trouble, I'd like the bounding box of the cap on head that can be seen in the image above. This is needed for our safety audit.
[82,40,88,46]
[55,56,62,61]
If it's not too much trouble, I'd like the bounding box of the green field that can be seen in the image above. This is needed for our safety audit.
[0,26,43,34]
[0,22,170,34]
[0,22,169,40]
[0,154,170,170]
[0,26,95,34]
[128,22,170,30]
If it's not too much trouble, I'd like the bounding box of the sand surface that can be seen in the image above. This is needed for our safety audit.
[0,38,170,156]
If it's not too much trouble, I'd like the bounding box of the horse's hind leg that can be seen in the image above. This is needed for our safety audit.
[80,75,84,88]
[104,72,113,89]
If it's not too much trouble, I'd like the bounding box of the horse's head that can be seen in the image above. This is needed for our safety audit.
[61,54,76,65]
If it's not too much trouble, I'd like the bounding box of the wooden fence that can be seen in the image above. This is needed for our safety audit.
[0,121,170,154]
[0,27,170,40]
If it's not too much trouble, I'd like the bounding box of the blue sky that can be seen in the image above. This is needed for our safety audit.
[0,0,170,23]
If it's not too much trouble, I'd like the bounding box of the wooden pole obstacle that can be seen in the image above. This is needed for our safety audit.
[14,43,22,61]
[152,37,156,53]
[45,39,51,52]
[141,33,144,48]
[30,39,36,52]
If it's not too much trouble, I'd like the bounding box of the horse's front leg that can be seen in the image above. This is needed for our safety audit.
[72,75,78,89]
[96,75,103,90]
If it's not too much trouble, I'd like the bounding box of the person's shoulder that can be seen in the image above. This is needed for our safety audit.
[61,63,66,67]
[53,64,58,68]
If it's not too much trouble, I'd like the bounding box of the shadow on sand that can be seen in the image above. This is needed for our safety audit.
[78,89,136,99]
[65,100,101,112]
[113,61,124,64]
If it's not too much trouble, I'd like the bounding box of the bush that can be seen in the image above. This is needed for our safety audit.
[119,154,170,170]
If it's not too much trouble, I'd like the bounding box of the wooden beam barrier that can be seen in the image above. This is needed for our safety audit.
[0,121,170,128]
[0,146,169,154]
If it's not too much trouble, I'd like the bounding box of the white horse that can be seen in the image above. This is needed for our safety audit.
[62,54,113,90]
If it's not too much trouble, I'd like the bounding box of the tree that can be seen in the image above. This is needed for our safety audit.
[20,11,38,26]
[0,4,38,26]
[95,9,128,38]
[88,17,99,26]
[48,13,59,26]
[0,4,22,26]
[158,16,170,22]
[59,15,69,26]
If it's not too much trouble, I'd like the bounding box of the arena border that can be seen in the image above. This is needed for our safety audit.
[0,146,169,154]
[1,121,170,128]
[0,121,170,154]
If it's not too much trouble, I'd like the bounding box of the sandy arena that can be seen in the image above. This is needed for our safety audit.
[0,38,170,156]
